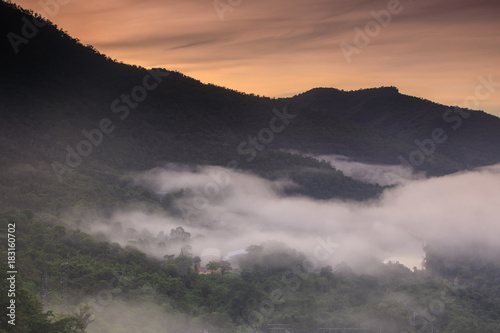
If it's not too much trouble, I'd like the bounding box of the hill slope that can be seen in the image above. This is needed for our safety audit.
[286,87,500,170]
[2,2,500,214]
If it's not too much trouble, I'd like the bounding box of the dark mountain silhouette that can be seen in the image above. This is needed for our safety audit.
[1,0,500,213]
[287,87,500,169]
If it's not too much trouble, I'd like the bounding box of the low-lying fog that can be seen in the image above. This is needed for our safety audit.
[305,153,426,186]
[82,162,500,272]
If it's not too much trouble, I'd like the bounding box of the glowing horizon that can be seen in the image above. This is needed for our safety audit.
[11,0,500,116]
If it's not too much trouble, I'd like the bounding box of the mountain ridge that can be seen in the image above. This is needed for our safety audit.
[1,0,500,212]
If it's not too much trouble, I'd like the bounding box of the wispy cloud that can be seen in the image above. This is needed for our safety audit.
[78,164,500,272]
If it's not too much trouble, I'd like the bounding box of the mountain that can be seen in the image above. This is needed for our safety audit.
[2,2,500,215]
[286,87,500,170]
[2,2,500,333]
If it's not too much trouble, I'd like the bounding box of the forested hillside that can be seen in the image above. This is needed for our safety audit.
[2,0,500,210]
[2,210,500,333]
[287,87,500,172]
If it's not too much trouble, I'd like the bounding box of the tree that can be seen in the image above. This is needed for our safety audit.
[206,260,232,280]
[319,265,334,281]
[180,244,192,257]
[246,244,263,254]
[193,256,201,273]
[220,260,232,278]
[170,226,191,243]
[163,254,175,264]
[206,261,220,272]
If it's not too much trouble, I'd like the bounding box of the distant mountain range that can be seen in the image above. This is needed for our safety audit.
[1,0,500,212]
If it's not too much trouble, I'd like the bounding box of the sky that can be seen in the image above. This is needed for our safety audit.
[12,0,500,116]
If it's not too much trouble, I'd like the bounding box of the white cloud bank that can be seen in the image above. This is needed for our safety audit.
[87,163,500,271]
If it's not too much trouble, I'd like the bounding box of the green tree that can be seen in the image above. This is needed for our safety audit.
[219,260,232,278]
[193,256,201,273]
[206,261,220,272]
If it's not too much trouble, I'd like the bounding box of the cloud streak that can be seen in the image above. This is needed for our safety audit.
[299,153,425,186]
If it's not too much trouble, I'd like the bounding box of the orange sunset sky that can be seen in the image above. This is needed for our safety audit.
[12,0,500,116]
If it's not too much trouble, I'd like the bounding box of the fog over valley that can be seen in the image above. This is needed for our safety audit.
[74,163,500,272]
